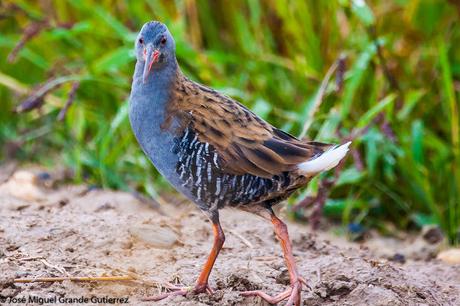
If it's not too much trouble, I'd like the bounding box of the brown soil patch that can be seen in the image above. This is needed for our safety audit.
[1,167,459,305]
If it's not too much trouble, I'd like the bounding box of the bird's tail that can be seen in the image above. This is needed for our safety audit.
[298,141,351,174]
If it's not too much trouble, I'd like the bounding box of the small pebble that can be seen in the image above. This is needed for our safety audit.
[422,226,443,244]
[437,249,460,264]
[129,224,178,249]
[37,172,51,181]
[121,240,133,250]
[389,253,406,264]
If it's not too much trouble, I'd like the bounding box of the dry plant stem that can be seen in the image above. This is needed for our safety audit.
[57,82,80,121]
[228,229,254,249]
[0,72,62,110]
[368,26,403,109]
[293,112,390,228]
[8,20,74,63]
[309,179,334,230]
[7,21,48,63]
[14,76,82,113]
[335,54,347,93]
[299,56,343,138]
[14,276,135,283]
[40,259,68,276]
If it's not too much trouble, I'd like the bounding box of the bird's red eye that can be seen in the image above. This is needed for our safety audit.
[160,36,167,45]
[138,38,144,44]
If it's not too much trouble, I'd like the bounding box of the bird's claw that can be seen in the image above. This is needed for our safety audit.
[142,283,214,302]
[299,276,311,290]
[241,279,304,306]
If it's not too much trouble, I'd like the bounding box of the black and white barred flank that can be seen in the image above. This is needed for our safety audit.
[172,128,294,211]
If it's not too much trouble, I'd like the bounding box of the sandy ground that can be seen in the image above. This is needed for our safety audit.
[1,166,460,306]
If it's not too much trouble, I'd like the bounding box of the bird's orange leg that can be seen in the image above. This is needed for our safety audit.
[194,219,225,293]
[241,211,304,306]
[143,217,225,302]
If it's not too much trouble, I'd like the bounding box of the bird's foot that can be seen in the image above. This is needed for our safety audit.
[142,282,214,302]
[241,278,307,306]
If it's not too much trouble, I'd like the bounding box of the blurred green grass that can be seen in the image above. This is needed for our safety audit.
[0,0,459,244]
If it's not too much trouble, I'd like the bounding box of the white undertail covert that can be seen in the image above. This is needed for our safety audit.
[298,142,352,174]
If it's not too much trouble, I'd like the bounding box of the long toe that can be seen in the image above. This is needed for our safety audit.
[143,283,214,302]
[142,288,189,302]
[241,289,292,304]
[241,280,303,306]
[284,281,302,306]
[193,283,214,295]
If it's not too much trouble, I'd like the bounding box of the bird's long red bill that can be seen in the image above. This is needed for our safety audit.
[143,48,160,83]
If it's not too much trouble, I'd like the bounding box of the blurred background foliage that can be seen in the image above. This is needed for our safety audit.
[0,0,459,244]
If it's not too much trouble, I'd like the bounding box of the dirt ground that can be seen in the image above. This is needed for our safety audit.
[1,166,459,306]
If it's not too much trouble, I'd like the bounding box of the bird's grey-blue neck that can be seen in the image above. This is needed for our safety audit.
[129,57,178,127]
[131,57,178,94]
[128,57,194,200]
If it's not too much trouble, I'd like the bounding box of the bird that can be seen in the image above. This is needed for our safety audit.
[129,21,351,306]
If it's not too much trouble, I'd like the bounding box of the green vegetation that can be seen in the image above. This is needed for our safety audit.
[1,1,459,243]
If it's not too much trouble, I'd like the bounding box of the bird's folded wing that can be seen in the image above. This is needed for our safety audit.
[167,78,332,178]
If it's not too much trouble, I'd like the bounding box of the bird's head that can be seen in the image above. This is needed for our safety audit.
[135,21,176,83]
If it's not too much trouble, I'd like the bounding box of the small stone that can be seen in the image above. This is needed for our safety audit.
[1,170,45,201]
[11,170,37,183]
[94,202,115,212]
[121,240,133,250]
[129,224,178,249]
[437,248,460,264]
[37,172,51,181]
[15,271,30,278]
[389,253,406,264]
[0,288,17,298]
[275,268,290,285]
[422,226,443,244]
[6,243,19,251]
